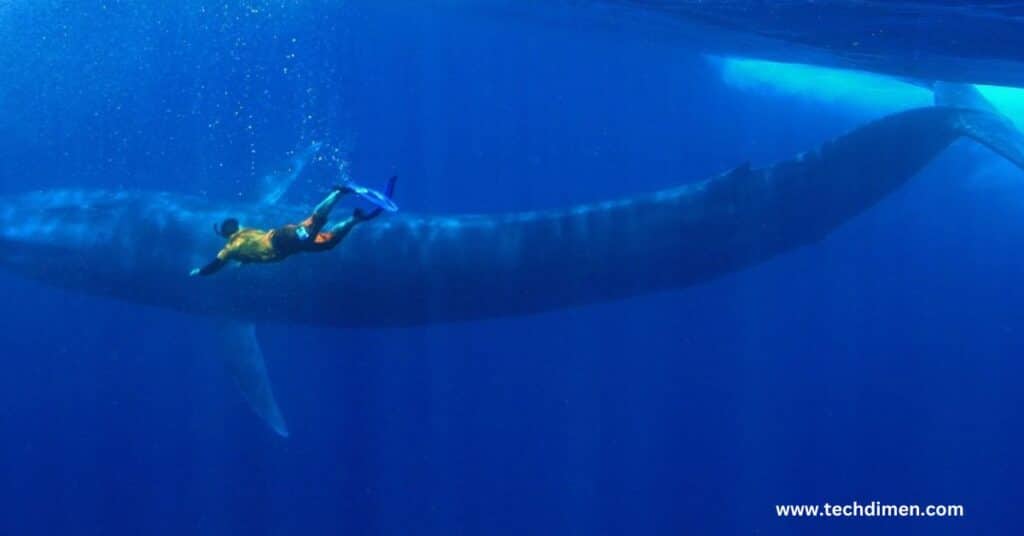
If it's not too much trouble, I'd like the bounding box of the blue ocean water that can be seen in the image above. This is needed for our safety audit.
[1,2,1023,534]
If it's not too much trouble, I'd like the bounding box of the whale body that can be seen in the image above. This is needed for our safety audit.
[2,107,1021,327]
[2,105,1021,435]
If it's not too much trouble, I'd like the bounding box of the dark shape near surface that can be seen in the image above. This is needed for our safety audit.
[536,1,1024,86]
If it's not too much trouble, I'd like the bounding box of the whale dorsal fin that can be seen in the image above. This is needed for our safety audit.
[952,108,1024,172]
[930,83,1024,172]
[933,82,1000,115]
[256,141,323,206]
[216,321,289,437]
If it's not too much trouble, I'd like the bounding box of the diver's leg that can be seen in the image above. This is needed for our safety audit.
[305,178,394,249]
[311,215,361,251]
[300,187,350,236]
[312,188,347,220]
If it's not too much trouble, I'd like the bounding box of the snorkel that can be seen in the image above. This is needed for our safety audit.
[213,218,240,238]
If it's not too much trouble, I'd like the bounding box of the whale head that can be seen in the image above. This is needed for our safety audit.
[0,190,221,297]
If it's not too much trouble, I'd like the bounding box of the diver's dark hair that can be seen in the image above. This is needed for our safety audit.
[214,218,240,238]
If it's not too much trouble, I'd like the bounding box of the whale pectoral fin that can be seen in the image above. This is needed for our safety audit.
[257,141,323,205]
[216,321,289,437]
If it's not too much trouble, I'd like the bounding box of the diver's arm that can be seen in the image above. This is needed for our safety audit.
[191,252,229,277]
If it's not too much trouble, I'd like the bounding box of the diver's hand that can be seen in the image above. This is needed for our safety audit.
[189,267,201,277]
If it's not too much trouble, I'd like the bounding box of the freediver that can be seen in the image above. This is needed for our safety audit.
[190,176,397,277]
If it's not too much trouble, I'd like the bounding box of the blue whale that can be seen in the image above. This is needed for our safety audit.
[531,1,1024,87]
[2,104,1021,435]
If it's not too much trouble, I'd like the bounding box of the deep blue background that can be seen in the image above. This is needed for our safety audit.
[0,2,1022,534]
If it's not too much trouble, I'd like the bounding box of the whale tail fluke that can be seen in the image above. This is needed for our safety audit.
[952,108,1024,172]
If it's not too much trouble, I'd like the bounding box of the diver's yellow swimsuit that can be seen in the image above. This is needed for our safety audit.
[217,228,282,263]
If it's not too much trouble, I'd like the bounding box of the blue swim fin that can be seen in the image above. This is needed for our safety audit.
[339,176,399,213]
